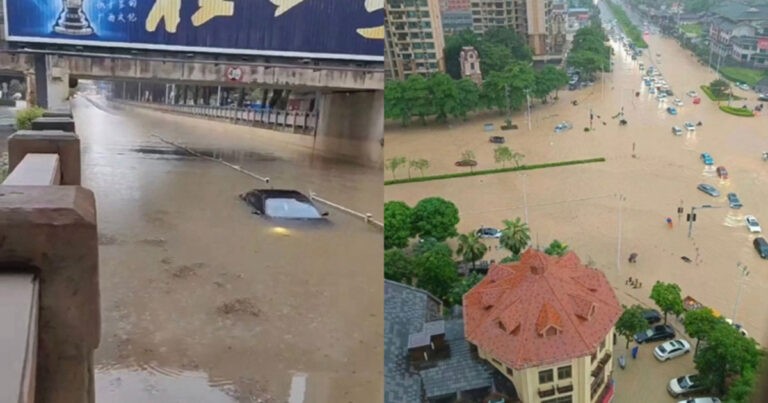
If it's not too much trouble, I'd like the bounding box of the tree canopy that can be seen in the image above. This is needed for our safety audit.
[443,28,531,79]
[412,239,460,301]
[384,74,481,126]
[410,197,460,242]
[683,307,721,356]
[384,201,413,250]
[448,272,484,306]
[615,304,649,348]
[384,248,415,284]
[649,281,685,324]
[695,322,762,396]
[544,240,569,257]
[456,231,488,270]
[567,25,611,79]
[499,217,530,255]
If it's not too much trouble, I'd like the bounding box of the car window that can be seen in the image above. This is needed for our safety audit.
[264,198,322,219]
[658,345,667,353]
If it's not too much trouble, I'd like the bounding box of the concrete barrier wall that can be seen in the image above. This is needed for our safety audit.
[114,100,317,134]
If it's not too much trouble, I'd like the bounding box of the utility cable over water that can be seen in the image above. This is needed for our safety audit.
[151,134,383,229]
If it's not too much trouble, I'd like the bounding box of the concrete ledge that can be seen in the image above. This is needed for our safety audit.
[42,111,73,119]
[0,272,38,403]
[3,154,61,186]
[31,117,75,132]
[8,131,81,185]
[0,186,98,403]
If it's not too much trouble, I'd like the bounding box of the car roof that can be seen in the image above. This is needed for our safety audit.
[248,189,312,200]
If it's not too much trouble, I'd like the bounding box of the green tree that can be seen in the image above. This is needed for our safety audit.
[443,29,482,79]
[615,305,649,348]
[481,62,536,113]
[413,239,460,302]
[695,323,762,396]
[384,80,411,126]
[683,307,721,356]
[386,156,407,179]
[384,201,412,250]
[428,73,461,123]
[710,78,731,97]
[511,151,525,167]
[724,367,757,402]
[410,197,460,242]
[482,27,532,62]
[494,146,514,168]
[461,150,476,172]
[544,240,569,256]
[409,158,430,177]
[384,248,415,283]
[684,0,716,13]
[454,78,481,120]
[649,281,685,324]
[477,43,514,76]
[456,231,488,271]
[534,65,570,101]
[499,217,530,255]
[403,74,434,125]
[448,272,484,306]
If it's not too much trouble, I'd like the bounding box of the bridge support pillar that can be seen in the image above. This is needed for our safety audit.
[315,90,383,166]
[32,55,70,111]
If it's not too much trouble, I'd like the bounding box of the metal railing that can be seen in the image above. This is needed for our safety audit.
[117,100,319,133]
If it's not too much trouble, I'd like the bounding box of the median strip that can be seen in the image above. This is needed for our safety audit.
[384,158,607,185]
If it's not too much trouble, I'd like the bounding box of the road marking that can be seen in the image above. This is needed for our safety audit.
[288,372,307,403]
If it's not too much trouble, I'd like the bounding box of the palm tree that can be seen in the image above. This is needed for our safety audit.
[499,218,531,256]
[456,231,488,271]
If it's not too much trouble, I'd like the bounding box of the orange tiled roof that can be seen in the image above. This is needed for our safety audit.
[463,249,621,370]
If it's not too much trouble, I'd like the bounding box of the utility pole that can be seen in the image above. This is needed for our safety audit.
[525,89,532,130]
[732,262,750,322]
[506,84,512,123]
[522,173,529,224]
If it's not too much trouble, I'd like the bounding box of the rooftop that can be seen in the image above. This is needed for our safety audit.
[711,2,768,22]
[463,249,621,370]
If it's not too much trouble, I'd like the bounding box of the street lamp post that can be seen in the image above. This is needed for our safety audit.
[732,262,750,322]
[525,89,532,131]
[522,173,529,224]
[687,205,720,238]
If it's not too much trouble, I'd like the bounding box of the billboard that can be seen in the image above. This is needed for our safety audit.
[3,0,384,61]
[759,38,768,51]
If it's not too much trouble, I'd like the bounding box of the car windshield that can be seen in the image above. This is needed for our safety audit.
[264,198,322,219]
[645,329,654,337]
[657,345,667,353]
[748,218,757,225]
[679,376,692,388]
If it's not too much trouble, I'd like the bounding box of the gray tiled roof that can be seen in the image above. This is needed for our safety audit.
[420,320,495,399]
[711,2,768,22]
[385,280,442,403]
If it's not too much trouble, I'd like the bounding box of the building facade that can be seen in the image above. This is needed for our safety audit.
[385,0,446,80]
[463,249,621,403]
[442,10,474,34]
[469,0,565,60]
[459,46,483,85]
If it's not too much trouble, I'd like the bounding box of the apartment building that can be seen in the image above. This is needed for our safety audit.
[469,0,565,59]
[385,0,446,80]
[708,2,768,67]
[464,249,622,403]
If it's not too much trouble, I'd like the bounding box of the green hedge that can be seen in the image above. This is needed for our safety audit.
[719,105,754,117]
[699,85,744,102]
[606,0,648,48]
[385,158,607,185]
[15,107,45,129]
[719,67,767,87]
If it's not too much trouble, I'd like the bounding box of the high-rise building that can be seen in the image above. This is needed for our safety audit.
[440,0,471,11]
[385,0,446,80]
[470,0,565,60]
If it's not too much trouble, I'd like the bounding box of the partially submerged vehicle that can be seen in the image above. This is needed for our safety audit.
[240,189,329,220]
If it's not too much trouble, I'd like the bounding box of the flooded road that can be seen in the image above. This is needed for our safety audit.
[385,18,768,350]
[73,95,382,402]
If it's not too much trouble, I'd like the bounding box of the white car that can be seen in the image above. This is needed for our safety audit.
[668,374,704,397]
[657,93,667,100]
[746,215,761,233]
[678,399,721,403]
[654,339,691,361]
[684,122,696,131]
[686,90,698,97]
[672,126,683,135]
[674,98,683,106]
[476,227,502,239]
[736,82,750,91]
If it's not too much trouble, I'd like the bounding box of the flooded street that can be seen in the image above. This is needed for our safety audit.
[385,23,768,351]
[73,96,382,402]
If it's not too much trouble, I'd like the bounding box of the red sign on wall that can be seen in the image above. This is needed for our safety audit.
[758,38,768,51]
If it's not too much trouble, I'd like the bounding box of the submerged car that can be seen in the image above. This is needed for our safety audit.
[684,121,696,131]
[697,183,720,197]
[716,166,728,179]
[686,90,698,97]
[554,122,572,133]
[700,152,714,165]
[736,82,750,91]
[674,98,684,106]
[643,309,662,324]
[668,374,705,398]
[667,106,677,115]
[654,339,691,362]
[489,136,506,144]
[758,94,768,102]
[672,126,683,135]
[239,189,328,220]
[727,193,743,209]
[634,324,675,343]
[746,215,761,233]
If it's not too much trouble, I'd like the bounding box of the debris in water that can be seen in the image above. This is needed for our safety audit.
[217,298,261,317]
[681,256,692,263]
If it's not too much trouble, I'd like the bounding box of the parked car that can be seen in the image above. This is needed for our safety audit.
[677,398,721,403]
[697,183,720,197]
[700,152,714,165]
[643,309,662,324]
[672,126,683,136]
[674,98,683,106]
[489,136,506,144]
[684,121,696,131]
[758,94,768,102]
[666,106,677,115]
[716,166,728,179]
[686,90,698,97]
[746,215,762,233]
[476,227,502,239]
[654,339,691,362]
[649,87,657,94]
[634,324,675,343]
[727,193,743,209]
[736,82,750,91]
[754,237,768,259]
[668,374,705,397]
[239,189,328,220]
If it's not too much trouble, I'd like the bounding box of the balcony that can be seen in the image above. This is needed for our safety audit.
[538,386,556,398]
[557,383,574,394]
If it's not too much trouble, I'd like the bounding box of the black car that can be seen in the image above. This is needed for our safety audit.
[634,324,675,343]
[643,309,662,324]
[239,189,328,220]
[758,94,768,102]
[489,136,506,144]
[754,237,768,259]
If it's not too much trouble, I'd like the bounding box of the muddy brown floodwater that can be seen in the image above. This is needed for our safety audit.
[73,95,382,402]
[385,22,768,349]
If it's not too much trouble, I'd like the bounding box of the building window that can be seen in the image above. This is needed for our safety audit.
[506,366,514,376]
[542,396,573,403]
[539,369,554,384]
[557,365,572,380]
[470,62,475,70]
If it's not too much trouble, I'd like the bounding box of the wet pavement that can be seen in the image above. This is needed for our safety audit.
[73,95,382,402]
[385,12,768,355]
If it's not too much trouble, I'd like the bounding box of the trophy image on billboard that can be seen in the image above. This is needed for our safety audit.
[53,0,94,35]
